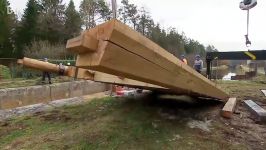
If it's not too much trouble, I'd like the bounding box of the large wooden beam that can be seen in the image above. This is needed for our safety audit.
[17,57,165,90]
[17,57,93,80]
[66,19,228,100]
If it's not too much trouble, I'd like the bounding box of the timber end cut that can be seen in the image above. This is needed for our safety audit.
[66,19,229,100]
[221,98,237,119]
[66,33,99,54]
[244,100,266,123]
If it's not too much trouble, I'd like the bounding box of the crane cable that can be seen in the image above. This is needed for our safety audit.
[239,0,257,47]
[247,10,249,36]
[245,9,251,47]
[111,0,117,19]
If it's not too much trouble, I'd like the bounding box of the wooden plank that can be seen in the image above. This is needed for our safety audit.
[244,100,266,123]
[221,98,237,118]
[94,72,163,89]
[75,40,224,98]
[96,19,215,85]
[76,41,191,94]
[66,20,228,100]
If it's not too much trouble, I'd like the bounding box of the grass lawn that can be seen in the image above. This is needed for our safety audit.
[0,76,73,89]
[0,79,266,149]
[0,65,11,79]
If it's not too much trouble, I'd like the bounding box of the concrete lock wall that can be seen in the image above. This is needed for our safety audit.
[0,80,109,110]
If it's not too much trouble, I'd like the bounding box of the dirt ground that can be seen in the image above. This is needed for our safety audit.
[0,79,266,149]
[217,80,266,150]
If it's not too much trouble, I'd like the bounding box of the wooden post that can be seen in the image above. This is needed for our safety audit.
[18,57,165,91]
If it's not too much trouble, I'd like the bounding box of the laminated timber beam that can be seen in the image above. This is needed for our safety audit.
[17,57,165,90]
[66,19,229,100]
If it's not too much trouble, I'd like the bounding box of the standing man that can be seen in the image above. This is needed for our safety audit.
[180,54,188,65]
[42,58,52,84]
[194,55,203,73]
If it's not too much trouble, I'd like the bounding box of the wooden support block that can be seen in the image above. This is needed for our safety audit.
[244,100,266,123]
[221,98,237,118]
[261,90,266,96]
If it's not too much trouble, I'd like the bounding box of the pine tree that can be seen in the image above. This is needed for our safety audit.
[97,0,112,21]
[150,24,167,49]
[165,28,185,57]
[206,45,218,52]
[0,0,17,58]
[118,0,139,29]
[97,0,111,22]
[127,3,139,30]
[79,0,111,29]
[64,0,81,40]
[118,0,129,24]
[137,7,153,36]
[15,0,40,57]
[79,0,98,29]
[38,0,65,43]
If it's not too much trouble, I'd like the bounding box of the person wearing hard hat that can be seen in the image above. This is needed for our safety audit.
[193,55,203,73]
[180,54,188,65]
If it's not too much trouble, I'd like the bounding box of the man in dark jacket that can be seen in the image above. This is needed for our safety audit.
[194,55,203,73]
[42,58,52,84]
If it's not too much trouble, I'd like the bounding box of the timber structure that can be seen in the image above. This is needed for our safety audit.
[66,19,228,100]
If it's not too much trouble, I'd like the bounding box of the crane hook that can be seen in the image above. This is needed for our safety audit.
[239,0,257,47]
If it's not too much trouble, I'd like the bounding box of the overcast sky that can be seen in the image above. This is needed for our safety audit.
[9,0,266,52]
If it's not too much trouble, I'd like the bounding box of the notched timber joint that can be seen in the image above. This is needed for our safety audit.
[66,33,99,54]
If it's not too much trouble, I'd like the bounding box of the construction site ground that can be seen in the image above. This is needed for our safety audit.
[0,77,266,150]
[0,76,72,89]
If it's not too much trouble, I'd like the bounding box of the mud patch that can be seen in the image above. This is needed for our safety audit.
[218,102,266,150]
[187,119,212,132]
[0,122,27,138]
[38,110,72,122]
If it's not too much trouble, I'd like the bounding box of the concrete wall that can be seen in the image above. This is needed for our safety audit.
[0,80,109,110]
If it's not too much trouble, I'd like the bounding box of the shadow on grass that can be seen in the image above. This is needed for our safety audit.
[117,92,224,121]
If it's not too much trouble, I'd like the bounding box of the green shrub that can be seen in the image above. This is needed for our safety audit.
[0,65,11,79]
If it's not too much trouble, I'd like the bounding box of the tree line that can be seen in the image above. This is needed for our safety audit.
[0,0,218,60]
